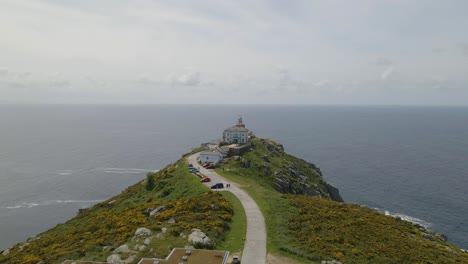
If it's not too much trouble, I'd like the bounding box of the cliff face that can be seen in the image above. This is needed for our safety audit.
[228,138,343,202]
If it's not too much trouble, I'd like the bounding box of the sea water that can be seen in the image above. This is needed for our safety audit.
[0,104,467,250]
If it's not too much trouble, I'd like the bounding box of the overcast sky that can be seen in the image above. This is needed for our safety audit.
[1,0,467,105]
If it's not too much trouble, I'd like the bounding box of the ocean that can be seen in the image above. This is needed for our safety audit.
[0,105,467,250]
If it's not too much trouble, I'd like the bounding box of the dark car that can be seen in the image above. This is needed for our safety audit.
[200,177,211,182]
[210,183,224,189]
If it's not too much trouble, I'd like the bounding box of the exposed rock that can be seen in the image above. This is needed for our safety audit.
[446,246,460,256]
[325,183,344,202]
[436,233,448,242]
[156,233,164,239]
[180,233,187,239]
[35,261,45,264]
[135,227,152,237]
[102,246,115,252]
[114,244,131,253]
[321,260,342,264]
[168,218,176,224]
[261,155,270,162]
[137,245,146,251]
[77,208,88,214]
[188,228,212,247]
[1,249,10,256]
[423,233,435,241]
[150,206,165,217]
[161,227,168,234]
[143,238,152,245]
[124,255,136,263]
[107,254,121,263]
[107,200,116,205]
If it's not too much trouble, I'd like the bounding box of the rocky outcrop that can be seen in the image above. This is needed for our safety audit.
[134,227,152,237]
[188,228,212,248]
[254,138,343,202]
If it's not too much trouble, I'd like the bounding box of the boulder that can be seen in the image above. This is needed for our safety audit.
[168,218,176,224]
[2,249,10,256]
[114,244,131,253]
[149,206,165,217]
[143,238,152,245]
[161,227,168,234]
[137,245,146,251]
[135,227,152,237]
[188,228,212,247]
[107,254,121,263]
[436,233,448,242]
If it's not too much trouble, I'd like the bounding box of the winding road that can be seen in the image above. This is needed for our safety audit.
[187,153,266,264]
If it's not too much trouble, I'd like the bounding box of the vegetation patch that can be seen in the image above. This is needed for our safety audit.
[217,191,247,253]
[285,195,468,264]
[0,161,233,264]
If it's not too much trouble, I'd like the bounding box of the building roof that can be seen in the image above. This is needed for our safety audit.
[200,151,222,156]
[224,126,249,132]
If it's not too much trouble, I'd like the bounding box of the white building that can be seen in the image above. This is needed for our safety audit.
[223,116,249,144]
[199,151,224,164]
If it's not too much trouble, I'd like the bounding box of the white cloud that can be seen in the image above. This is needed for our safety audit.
[171,70,202,86]
[381,66,394,80]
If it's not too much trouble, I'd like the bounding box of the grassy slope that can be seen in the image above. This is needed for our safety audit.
[0,160,238,264]
[215,138,468,264]
[217,191,247,253]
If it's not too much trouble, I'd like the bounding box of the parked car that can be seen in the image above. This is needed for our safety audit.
[200,177,211,182]
[210,183,224,189]
[189,167,199,172]
[202,163,211,168]
[188,163,193,168]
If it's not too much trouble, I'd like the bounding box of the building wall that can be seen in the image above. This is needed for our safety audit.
[223,130,248,144]
[200,154,223,163]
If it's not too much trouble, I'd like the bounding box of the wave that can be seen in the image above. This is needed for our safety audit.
[96,168,154,174]
[369,206,432,228]
[3,199,104,209]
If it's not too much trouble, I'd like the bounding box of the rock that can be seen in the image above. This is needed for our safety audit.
[180,233,187,239]
[107,254,121,263]
[156,233,164,239]
[446,246,460,256]
[423,233,435,241]
[137,245,146,251]
[168,218,176,224]
[325,183,344,202]
[2,249,10,256]
[36,261,45,264]
[149,206,165,217]
[77,208,88,214]
[124,255,136,263]
[161,227,168,234]
[188,228,212,247]
[135,227,152,237]
[143,238,152,245]
[107,200,116,205]
[102,246,115,252]
[114,244,131,253]
[436,233,448,242]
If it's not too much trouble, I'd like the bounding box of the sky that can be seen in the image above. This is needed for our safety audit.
[1,0,467,105]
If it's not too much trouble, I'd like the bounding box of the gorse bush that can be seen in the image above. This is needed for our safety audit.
[0,161,233,264]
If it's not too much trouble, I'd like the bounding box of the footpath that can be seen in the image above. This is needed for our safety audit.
[187,153,267,264]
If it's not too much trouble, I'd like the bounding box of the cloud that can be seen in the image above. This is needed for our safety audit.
[171,70,201,86]
[381,66,394,80]
[373,57,393,66]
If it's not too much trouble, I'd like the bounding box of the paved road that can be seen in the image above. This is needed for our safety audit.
[187,153,267,264]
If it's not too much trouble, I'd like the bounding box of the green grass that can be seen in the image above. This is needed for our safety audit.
[217,191,247,253]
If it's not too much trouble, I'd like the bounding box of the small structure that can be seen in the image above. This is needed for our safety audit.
[223,116,249,144]
[199,151,223,164]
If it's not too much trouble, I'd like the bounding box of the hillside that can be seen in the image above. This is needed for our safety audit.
[0,160,238,264]
[214,138,468,263]
[1,137,467,264]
